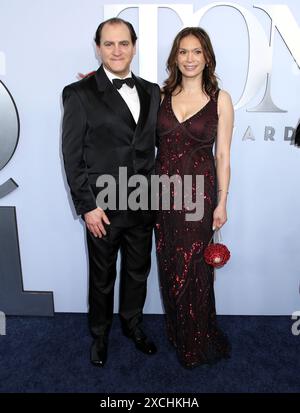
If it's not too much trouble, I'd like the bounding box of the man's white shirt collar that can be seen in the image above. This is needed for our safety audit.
[102,65,140,124]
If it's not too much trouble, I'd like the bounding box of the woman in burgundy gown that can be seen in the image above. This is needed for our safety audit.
[155,27,234,368]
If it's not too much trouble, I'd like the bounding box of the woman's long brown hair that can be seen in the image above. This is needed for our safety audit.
[163,27,219,99]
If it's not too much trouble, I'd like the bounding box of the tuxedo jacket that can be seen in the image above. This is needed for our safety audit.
[62,65,161,225]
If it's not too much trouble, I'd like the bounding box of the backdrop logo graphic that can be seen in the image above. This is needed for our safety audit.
[0,80,19,197]
[104,2,300,112]
[0,79,54,316]
[0,311,5,335]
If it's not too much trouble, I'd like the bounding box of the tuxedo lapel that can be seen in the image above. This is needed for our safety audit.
[95,65,136,131]
[132,74,151,144]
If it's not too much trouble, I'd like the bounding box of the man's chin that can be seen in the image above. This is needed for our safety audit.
[107,65,130,76]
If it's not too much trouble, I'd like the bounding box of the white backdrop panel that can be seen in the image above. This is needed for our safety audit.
[0,0,299,314]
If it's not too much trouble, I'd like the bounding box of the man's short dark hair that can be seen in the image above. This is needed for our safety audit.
[95,17,138,46]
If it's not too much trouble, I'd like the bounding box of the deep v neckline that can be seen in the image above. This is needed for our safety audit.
[170,94,211,125]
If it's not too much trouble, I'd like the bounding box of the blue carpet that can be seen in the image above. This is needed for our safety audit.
[0,314,299,393]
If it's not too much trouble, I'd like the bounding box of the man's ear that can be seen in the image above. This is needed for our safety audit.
[96,44,101,58]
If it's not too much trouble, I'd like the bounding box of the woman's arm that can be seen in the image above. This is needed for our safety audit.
[212,90,234,230]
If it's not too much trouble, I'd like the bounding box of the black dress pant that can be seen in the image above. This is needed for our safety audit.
[86,222,153,338]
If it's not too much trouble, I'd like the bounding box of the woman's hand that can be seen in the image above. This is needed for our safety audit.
[212,204,227,230]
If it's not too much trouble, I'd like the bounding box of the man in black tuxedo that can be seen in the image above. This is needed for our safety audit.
[62,18,160,367]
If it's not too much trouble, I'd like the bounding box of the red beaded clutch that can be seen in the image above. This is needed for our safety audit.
[203,230,230,268]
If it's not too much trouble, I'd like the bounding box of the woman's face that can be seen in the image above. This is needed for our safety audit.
[176,35,207,79]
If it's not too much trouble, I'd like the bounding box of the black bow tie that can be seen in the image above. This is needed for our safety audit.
[112,77,135,89]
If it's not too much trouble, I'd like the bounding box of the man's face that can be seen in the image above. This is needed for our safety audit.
[97,22,136,77]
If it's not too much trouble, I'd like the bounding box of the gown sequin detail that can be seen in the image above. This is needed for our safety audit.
[155,92,231,368]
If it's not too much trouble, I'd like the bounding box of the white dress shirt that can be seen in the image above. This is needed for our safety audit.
[103,66,140,124]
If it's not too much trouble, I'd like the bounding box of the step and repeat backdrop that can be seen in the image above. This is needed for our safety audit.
[0,0,299,315]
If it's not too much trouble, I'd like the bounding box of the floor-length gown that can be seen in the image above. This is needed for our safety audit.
[155,91,231,368]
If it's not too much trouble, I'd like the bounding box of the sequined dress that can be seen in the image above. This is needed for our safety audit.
[155,92,231,367]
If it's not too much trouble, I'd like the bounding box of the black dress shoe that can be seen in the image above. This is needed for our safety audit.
[90,337,108,367]
[124,327,157,355]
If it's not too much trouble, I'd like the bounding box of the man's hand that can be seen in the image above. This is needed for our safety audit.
[84,207,110,238]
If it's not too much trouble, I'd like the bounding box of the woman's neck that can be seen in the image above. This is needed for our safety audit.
[180,74,204,95]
